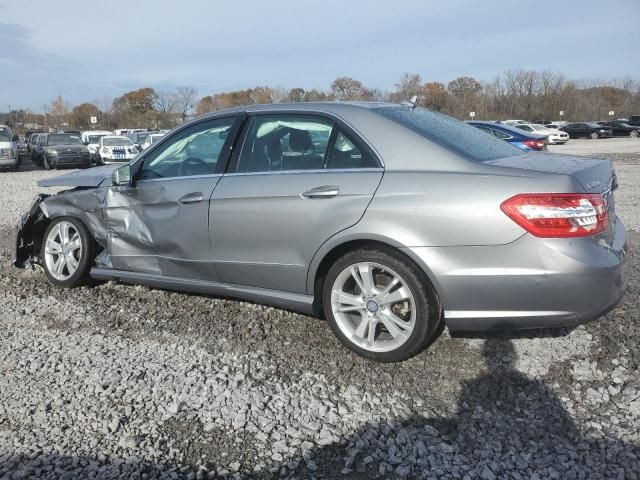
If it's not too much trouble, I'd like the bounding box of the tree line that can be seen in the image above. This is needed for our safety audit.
[3,69,639,131]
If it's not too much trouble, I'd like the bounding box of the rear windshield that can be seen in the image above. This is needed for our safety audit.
[47,134,83,145]
[373,107,523,162]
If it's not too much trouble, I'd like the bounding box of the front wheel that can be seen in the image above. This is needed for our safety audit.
[630,130,639,138]
[590,132,599,139]
[41,218,95,288]
[322,247,441,362]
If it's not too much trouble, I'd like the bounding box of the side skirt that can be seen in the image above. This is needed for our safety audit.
[90,268,316,315]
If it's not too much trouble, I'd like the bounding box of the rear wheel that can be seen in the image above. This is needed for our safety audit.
[41,218,95,288]
[590,132,599,139]
[322,247,441,362]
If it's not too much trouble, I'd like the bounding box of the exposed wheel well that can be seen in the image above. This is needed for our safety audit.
[312,239,441,317]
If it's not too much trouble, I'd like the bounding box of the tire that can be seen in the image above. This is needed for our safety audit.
[590,132,599,139]
[631,130,639,138]
[322,247,441,362]
[41,217,95,288]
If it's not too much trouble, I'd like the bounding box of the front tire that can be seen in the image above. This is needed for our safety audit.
[631,130,639,138]
[41,217,95,288]
[322,247,441,362]
[590,132,599,139]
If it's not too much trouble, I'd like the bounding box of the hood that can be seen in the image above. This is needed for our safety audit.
[486,154,614,193]
[37,164,120,188]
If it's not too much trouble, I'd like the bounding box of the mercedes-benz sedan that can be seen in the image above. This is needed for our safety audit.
[14,103,628,362]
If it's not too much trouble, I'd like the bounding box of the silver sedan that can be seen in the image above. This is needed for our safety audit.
[14,102,628,362]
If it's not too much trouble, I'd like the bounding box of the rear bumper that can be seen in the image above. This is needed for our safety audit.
[405,216,628,332]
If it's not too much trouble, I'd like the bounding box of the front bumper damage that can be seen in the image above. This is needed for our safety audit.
[13,189,109,269]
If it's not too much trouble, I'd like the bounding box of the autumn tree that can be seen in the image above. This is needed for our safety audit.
[70,103,100,129]
[287,87,306,102]
[112,88,157,115]
[421,82,448,111]
[196,96,216,115]
[447,76,482,116]
[392,73,423,101]
[330,77,373,101]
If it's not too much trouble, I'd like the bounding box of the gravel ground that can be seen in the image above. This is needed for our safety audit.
[0,152,639,479]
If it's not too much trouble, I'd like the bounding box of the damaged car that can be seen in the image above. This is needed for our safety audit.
[14,102,628,362]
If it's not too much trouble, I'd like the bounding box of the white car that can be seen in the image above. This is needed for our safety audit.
[0,125,19,170]
[503,119,529,126]
[81,130,111,161]
[97,136,139,164]
[516,123,569,145]
[141,133,166,150]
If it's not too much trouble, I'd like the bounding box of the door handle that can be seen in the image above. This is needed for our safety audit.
[178,192,204,204]
[300,185,339,199]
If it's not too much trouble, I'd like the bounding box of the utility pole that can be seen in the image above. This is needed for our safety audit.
[43,104,48,130]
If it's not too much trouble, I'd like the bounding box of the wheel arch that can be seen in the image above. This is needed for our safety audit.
[308,234,445,316]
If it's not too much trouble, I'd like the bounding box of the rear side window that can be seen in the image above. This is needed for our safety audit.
[374,107,523,162]
[236,115,379,173]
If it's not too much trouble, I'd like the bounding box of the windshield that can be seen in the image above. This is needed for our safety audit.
[0,127,11,141]
[88,135,104,144]
[374,107,523,162]
[136,132,150,142]
[103,137,133,147]
[47,134,82,146]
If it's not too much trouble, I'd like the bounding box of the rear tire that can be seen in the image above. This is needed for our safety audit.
[41,217,95,288]
[322,247,441,362]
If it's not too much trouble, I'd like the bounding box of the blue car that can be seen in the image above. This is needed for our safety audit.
[467,121,547,151]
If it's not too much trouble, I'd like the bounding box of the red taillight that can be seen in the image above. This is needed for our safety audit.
[500,193,608,238]
[523,139,545,150]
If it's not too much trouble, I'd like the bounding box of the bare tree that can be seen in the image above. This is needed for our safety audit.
[174,87,198,121]
[155,91,177,113]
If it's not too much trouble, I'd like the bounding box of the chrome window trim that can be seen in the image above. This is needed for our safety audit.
[224,167,384,178]
[137,173,222,184]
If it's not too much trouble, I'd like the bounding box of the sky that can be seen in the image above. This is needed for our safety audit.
[1,0,639,112]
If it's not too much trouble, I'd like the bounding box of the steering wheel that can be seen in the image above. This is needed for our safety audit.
[179,157,209,177]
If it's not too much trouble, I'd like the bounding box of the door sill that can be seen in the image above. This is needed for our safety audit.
[90,267,315,315]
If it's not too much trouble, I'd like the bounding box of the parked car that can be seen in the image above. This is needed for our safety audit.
[96,136,139,164]
[141,133,165,150]
[30,133,47,167]
[596,121,640,137]
[24,129,43,152]
[13,103,628,362]
[81,130,112,161]
[63,129,82,136]
[0,125,19,171]
[627,115,640,127]
[467,121,547,151]
[41,133,91,170]
[15,139,28,158]
[127,130,152,150]
[503,119,529,126]
[560,123,613,139]
[515,123,569,145]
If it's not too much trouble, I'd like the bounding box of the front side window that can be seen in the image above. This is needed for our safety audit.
[0,127,11,141]
[237,115,333,172]
[140,117,236,179]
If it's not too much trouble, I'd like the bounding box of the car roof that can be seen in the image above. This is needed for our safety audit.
[196,101,399,119]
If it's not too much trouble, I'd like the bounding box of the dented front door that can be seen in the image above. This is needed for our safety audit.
[101,116,240,280]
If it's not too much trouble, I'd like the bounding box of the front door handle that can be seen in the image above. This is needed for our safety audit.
[178,192,204,204]
[300,185,339,199]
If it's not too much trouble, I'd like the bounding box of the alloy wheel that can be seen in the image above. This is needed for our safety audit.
[44,220,82,281]
[330,262,416,353]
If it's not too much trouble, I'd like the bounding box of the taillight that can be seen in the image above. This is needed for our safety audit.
[523,139,545,150]
[500,193,608,238]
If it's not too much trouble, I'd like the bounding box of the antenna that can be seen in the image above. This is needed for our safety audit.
[400,95,418,109]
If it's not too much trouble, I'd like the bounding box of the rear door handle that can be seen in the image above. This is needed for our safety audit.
[300,185,339,199]
[178,192,204,204]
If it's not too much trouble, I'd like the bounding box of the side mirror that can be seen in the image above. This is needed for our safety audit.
[112,164,132,186]
[83,141,89,145]
[12,135,19,142]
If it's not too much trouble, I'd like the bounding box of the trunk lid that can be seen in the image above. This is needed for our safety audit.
[486,153,615,193]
